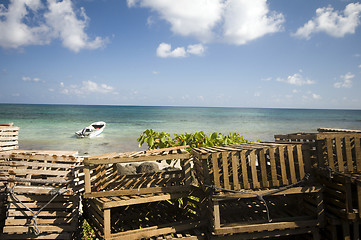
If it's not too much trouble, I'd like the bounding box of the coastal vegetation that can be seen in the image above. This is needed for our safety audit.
[137,129,251,151]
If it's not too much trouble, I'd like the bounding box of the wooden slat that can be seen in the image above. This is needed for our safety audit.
[296,144,305,179]
[240,150,249,189]
[344,136,353,172]
[335,137,345,172]
[259,148,268,188]
[84,185,191,199]
[212,153,221,188]
[326,138,335,170]
[287,145,297,184]
[231,152,240,190]
[221,152,230,190]
[249,150,260,189]
[278,146,288,185]
[269,147,279,187]
[355,137,361,172]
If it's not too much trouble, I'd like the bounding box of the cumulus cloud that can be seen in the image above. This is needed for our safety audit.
[60,80,117,95]
[0,0,107,52]
[294,3,361,39]
[128,0,284,45]
[277,72,315,86]
[156,43,206,58]
[222,0,284,45]
[334,72,354,88]
[128,0,223,42]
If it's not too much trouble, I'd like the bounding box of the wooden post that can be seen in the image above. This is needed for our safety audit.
[104,208,111,239]
[84,162,91,195]
[213,201,221,229]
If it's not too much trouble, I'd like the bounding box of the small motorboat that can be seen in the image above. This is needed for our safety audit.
[75,121,106,138]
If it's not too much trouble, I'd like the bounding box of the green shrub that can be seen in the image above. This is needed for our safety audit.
[137,129,251,151]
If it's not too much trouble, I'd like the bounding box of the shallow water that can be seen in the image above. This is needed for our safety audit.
[1,104,360,156]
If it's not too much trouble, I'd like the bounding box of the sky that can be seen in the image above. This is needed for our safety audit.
[1,0,361,109]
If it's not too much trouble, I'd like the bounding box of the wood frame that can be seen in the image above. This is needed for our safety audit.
[83,146,205,240]
[0,126,19,151]
[193,142,324,239]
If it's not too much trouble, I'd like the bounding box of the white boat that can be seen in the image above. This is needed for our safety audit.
[75,121,106,138]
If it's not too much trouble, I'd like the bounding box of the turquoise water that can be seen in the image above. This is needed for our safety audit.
[1,104,360,156]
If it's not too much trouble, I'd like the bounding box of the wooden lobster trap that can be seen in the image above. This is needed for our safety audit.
[275,131,361,222]
[0,150,82,239]
[0,124,19,152]
[192,142,324,239]
[83,146,206,240]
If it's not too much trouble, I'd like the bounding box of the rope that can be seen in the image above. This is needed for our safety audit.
[206,173,310,222]
[6,184,71,235]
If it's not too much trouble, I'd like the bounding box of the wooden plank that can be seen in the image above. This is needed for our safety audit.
[103,208,111,239]
[326,138,335,170]
[269,147,279,187]
[231,152,240,190]
[344,136,353,172]
[84,166,91,194]
[3,225,76,234]
[213,201,221,229]
[6,168,70,176]
[211,153,221,188]
[84,152,190,165]
[259,149,269,188]
[278,146,289,185]
[102,192,187,208]
[240,150,250,189]
[214,220,319,235]
[355,137,361,172]
[335,137,345,172]
[84,185,191,199]
[287,145,297,183]
[249,150,260,189]
[212,186,322,200]
[0,160,76,169]
[11,186,73,195]
[296,145,305,179]
[221,152,230,190]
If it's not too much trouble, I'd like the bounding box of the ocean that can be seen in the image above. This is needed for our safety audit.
[1,104,360,156]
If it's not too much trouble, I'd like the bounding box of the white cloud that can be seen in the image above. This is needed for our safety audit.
[312,93,322,100]
[22,76,42,82]
[187,44,205,56]
[60,80,117,95]
[128,0,223,42]
[294,3,361,39]
[302,92,322,101]
[129,0,284,45]
[0,0,107,52]
[277,72,315,86]
[156,42,206,58]
[222,0,284,45]
[334,72,354,88]
[156,43,186,58]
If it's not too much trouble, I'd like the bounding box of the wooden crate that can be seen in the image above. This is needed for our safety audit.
[321,216,360,240]
[0,124,19,152]
[84,188,205,240]
[0,150,82,239]
[274,132,361,173]
[1,194,80,239]
[316,169,361,221]
[0,150,81,195]
[192,143,324,239]
[83,146,206,240]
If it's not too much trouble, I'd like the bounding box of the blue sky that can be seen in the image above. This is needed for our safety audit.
[1,0,361,109]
